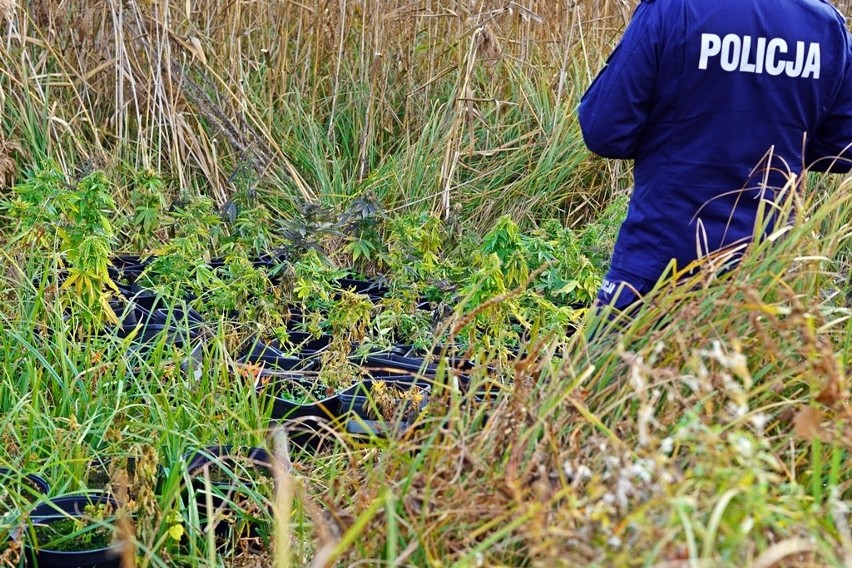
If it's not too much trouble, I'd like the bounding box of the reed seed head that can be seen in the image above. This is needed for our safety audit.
[0,0,15,20]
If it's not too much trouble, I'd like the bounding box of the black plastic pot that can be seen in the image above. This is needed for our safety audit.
[184,446,278,482]
[384,343,412,356]
[109,255,148,270]
[0,468,50,497]
[238,340,314,372]
[284,306,306,328]
[338,379,431,437]
[281,332,334,356]
[251,253,283,271]
[261,251,290,284]
[278,418,332,453]
[108,255,148,284]
[122,323,190,350]
[26,493,123,568]
[115,292,166,332]
[207,257,227,270]
[106,297,137,332]
[261,377,340,421]
[182,446,279,538]
[118,286,160,307]
[148,307,205,340]
[152,306,204,326]
[0,468,50,516]
[118,289,202,328]
[385,344,471,371]
[83,457,164,499]
[120,303,199,330]
[357,352,439,376]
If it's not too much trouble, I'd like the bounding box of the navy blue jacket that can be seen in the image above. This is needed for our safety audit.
[579,0,852,283]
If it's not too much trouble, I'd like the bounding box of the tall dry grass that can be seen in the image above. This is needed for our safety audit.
[283,173,852,567]
[1,0,636,230]
[0,2,850,567]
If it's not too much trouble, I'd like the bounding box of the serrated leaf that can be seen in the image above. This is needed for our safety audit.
[556,280,579,295]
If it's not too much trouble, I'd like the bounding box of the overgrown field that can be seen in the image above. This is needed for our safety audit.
[0,1,851,566]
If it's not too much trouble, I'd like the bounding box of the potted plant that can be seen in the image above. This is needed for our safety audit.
[279,331,333,357]
[25,493,124,568]
[356,351,439,377]
[0,468,50,537]
[256,375,341,452]
[108,255,148,285]
[81,455,164,500]
[237,339,314,372]
[116,291,203,354]
[259,376,339,422]
[181,446,279,541]
[335,275,389,301]
[338,378,431,437]
[275,416,337,453]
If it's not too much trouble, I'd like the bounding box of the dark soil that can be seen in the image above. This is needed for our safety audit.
[32,518,113,552]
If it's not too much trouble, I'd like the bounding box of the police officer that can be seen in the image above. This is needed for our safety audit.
[579,0,852,311]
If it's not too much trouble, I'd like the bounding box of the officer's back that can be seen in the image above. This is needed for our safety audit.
[579,0,852,287]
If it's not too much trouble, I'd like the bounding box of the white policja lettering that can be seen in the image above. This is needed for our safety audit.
[698,33,820,79]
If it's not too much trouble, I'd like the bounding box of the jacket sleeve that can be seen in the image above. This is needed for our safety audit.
[578,1,662,160]
[806,36,852,173]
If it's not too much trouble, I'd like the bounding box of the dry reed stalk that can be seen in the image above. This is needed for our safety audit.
[438,21,483,220]
[3,0,627,218]
[270,429,294,568]
[326,0,347,141]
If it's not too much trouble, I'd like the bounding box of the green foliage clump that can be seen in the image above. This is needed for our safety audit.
[481,215,601,306]
[2,162,119,327]
[126,169,169,248]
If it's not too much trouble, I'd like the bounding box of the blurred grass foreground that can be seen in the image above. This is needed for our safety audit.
[0,1,850,567]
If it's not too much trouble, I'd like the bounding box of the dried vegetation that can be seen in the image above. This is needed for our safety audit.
[0,1,850,567]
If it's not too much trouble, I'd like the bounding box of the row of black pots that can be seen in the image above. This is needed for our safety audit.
[107,253,285,286]
[239,333,480,374]
[260,369,504,446]
[2,446,285,568]
[258,371,434,441]
[240,333,502,443]
[107,254,392,302]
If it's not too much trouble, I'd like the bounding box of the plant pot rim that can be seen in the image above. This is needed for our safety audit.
[0,467,50,495]
[262,376,340,406]
[27,493,123,557]
[181,445,284,478]
[345,418,417,437]
[259,377,341,421]
[339,377,432,392]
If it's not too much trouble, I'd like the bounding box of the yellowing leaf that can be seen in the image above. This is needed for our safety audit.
[168,523,185,541]
[100,296,121,325]
[61,273,79,290]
